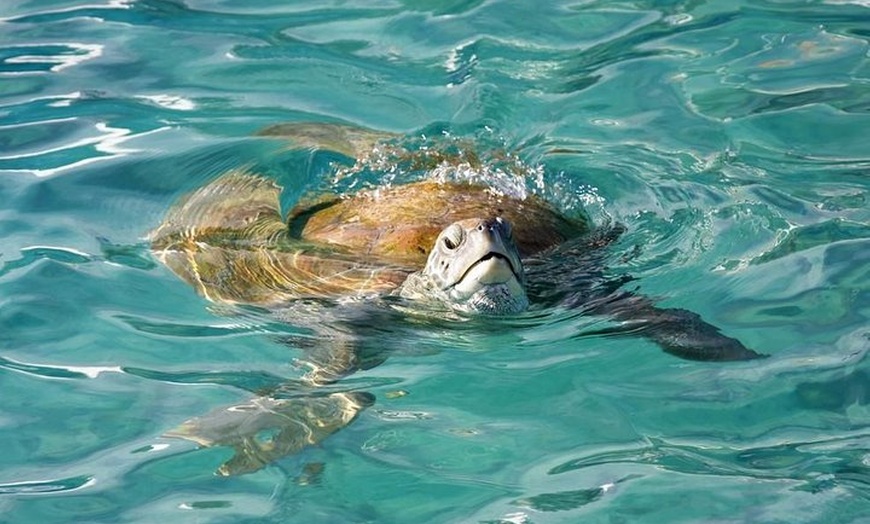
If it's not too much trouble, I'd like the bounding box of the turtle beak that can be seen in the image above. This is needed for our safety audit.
[455,251,521,288]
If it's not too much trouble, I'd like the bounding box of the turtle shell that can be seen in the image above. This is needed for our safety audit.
[152,173,588,306]
[290,180,587,266]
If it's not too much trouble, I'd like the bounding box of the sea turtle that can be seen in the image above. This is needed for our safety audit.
[151,175,585,312]
[151,125,762,475]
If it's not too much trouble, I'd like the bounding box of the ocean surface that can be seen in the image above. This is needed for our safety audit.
[1,1,869,522]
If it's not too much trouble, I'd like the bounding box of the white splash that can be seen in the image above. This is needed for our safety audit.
[137,94,197,111]
[1,355,123,379]
[499,512,531,524]
[47,91,84,107]
[2,43,104,73]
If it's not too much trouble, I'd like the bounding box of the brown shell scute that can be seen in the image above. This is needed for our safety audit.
[289,181,588,266]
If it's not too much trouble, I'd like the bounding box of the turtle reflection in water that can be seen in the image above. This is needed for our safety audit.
[151,125,763,475]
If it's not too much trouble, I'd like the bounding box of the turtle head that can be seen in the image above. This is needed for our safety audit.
[414,217,528,314]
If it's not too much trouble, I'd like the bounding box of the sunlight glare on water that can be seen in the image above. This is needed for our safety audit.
[0,1,868,523]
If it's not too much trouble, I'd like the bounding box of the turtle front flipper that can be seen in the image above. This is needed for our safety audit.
[588,294,765,361]
[528,227,763,362]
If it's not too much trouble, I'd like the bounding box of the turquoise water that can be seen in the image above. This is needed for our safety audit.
[1,0,869,522]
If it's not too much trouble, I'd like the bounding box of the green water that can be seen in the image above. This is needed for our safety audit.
[1,1,869,522]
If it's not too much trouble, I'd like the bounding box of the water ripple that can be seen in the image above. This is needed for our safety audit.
[0,43,103,74]
[110,309,308,339]
[549,433,870,496]
[752,221,870,265]
[0,241,155,279]
[0,356,121,380]
[122,366,287,394]
[513,474,641,513]
[0,475,95,495]
[0,117,171,177]
[0,245,92,278]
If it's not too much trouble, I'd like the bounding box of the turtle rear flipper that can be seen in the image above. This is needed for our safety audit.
[150,172,293,304]
[165,391,374,476]
[256,121,398,159]
[150,171,286,250]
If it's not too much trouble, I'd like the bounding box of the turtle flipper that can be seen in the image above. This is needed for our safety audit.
[165,391,374,476]
[589,294,765,361]
[151,171,286,250]
[637,307,764,361]
[151,172,376,304]
[151,171,411,305]
[256,122,398,159]
[530,226,762,362]
[150,172,299,304]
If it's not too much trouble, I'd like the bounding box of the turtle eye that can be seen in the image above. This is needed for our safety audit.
[442,224,464,250]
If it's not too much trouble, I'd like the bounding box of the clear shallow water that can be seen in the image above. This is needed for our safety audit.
[1,0,869,522]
